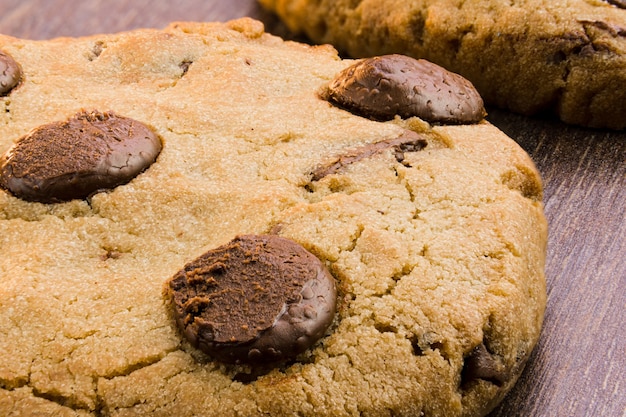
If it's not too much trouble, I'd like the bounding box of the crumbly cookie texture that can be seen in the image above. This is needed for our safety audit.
[259,0,626,129]
[0,18,547,417]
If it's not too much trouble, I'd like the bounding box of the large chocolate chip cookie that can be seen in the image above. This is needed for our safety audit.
[0,18,546,416]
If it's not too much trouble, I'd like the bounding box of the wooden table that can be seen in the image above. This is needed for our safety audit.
[1,1,624,416]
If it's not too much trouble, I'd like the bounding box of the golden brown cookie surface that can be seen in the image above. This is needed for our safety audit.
[0,18,546,416]
[259,0,626,129]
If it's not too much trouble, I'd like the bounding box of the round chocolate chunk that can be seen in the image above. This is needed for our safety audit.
[166,234,337,365]
[0,50,22,96]
[0,110,162,203]
[326,54,486,124]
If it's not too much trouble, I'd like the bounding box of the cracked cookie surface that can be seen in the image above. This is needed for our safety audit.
[259,0,626,129]
[0,18,546,417]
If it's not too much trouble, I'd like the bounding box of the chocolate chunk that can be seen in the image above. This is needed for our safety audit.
[461,343,507,387]
[579,19,626,38]
[311,130,427,181]
[325,54,486,124]
[602,0,626,9]
[166,234,337,365]
[0,50,22,96]
[0,110,162,203]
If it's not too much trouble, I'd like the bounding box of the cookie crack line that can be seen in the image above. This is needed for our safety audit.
[30,385,96,413]
[0,376,29,392]
[7,344,180,414]
[99,345,181,381]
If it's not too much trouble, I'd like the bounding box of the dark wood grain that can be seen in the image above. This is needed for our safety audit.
[486,109,626,417]
[1,1,624,416]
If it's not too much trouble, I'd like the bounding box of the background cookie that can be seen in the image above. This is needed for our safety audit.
[259,0,626,130]
[0,18,546,416]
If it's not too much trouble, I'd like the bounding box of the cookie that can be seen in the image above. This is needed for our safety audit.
[0,18,547,417]
[259,0,626,129]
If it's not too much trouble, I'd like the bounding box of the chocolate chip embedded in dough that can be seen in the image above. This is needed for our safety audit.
[461,343,507,387]
[166,234,337,365]
[0,50,22,96]
[311,130,427,181]
[602,0,626,9]
[325,54,486,124]
[0,110,162,203]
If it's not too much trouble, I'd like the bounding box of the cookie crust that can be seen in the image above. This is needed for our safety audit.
[0,18,546,416]
[260,0,626,129]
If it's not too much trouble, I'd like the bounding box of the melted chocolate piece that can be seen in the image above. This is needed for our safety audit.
[602,0,626,9]
[0,110,162,203]
[326,54,486,124]
[166,234,337,365]
[311,130,427,181]
[461,343,507,387]
[579,19,626,38]
[0,50,22,96]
